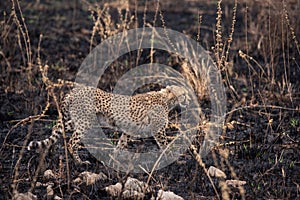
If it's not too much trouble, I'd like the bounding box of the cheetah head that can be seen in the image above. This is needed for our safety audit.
[161,85,191,108]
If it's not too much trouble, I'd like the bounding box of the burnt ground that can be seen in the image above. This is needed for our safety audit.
[0,0,300,199]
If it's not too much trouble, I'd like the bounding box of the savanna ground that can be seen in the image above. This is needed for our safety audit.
[0,0,300,199]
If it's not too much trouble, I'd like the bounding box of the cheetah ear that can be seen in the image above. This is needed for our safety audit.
[165,85,172,92]
[159,86,172,94]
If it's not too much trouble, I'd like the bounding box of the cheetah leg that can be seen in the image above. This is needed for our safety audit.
[154,129,168,149]
[116,133,130,149]
[68,132,91,165]
[155,123,186,156]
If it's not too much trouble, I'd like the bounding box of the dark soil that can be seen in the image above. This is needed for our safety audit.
[0,0,299,199]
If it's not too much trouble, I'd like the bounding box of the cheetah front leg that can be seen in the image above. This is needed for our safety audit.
[116,133,130,149]
[154,129,168,149]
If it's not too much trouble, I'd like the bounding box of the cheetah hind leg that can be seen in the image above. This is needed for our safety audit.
[68,132,91,165]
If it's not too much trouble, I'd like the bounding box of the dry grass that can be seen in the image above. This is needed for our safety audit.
[1,0,299,199]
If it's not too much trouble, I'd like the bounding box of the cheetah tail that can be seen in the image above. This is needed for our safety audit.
[27,121,62,150]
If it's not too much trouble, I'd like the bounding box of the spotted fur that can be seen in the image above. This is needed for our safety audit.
[28,85,189,164]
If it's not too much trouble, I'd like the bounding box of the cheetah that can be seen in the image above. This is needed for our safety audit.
[28,85,190,164]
